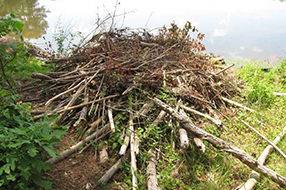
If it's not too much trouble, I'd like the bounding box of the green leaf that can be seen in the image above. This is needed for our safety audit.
[0,167,4,175]
[0,89,10,96]
[28,145,38,157]
[3,164,11,174]
[6,174,16,181]
[43,146,57,158]
[9,139,30,148]
[112,142,118,150]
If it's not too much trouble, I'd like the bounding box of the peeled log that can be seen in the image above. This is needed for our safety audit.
[152,97,286,187]
[147,150,159,190]
[179,128,189,149]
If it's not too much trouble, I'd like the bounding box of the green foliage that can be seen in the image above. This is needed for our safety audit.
[53,21,83,57]
[0,89,66,189]
[0,14,27,86]
[276,59,286,85]
[0,13,24,40]
[238,64,278,108]
[0,14,52,85]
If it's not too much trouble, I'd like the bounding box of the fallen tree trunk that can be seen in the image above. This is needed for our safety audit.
[152,97,286,187]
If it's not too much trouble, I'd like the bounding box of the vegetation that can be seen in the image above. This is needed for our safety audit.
[0,14,66,189]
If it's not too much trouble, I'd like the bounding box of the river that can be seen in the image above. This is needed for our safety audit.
[1,0,286,63]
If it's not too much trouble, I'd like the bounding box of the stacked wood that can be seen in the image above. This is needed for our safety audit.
[21,23,286,189]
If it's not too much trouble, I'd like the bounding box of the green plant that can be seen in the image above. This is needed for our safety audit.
[52,21,83,58]
[0,89,66,189]
[238,64,277,108]
[276,60,286,85]
[0,13,27,87]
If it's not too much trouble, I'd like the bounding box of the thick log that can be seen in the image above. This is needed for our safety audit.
[147,150,159,190]
[179,128,189,149]
[152,97,286,187]
[99,145,109,164]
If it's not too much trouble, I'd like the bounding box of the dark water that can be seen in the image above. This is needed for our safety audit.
[1,0,286,63]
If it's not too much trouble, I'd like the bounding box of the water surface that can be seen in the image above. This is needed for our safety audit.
[1,0,286,63]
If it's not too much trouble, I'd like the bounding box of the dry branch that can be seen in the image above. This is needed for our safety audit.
[99,145,109,164]
[31,72,53,81]
[179,128,189,149]
[46,124,110,164]
[98,152,128,184]
[129,112,138,190]
[107,99,116,132]
[221,97,255,112]
[238,126,286,190]
[33,94,119,119]
[241,120,286,159]
[45,79,85,106]
[215,63,234,75]
[181,104,222,127]
[143,110,166,138]
[152,97,286,187]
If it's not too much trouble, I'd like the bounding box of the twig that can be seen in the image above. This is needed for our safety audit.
[215,64,234,75]
[221,96,255,112]
[143,110,166,138]
[107,99,116,132]
[45,79,85,106]
[181,104,222,127]
[34,94,120,119]
[273,92,286,96]
[241,120,286,159]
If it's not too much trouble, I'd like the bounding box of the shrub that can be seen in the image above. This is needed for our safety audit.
[0,89,66,189]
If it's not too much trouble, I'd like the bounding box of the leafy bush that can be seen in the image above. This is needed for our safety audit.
[0,89,66,189]
[0,14,28,86]
[0,14,66,189]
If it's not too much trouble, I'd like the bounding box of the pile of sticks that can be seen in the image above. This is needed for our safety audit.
[21,23,286,189]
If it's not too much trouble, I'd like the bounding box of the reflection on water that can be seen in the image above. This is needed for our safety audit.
[0,0,49,39]
[1,0,286,62]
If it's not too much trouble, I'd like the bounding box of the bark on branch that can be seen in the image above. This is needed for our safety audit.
[152,97,286,187]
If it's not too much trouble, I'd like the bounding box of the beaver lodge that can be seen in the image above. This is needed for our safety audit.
[20,22,286,189]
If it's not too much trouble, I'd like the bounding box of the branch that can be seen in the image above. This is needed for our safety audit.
[241,120,286,159]
[238,126,286,190]
[152,97,286,187]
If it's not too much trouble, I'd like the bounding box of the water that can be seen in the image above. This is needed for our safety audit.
[1,0,286,63]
